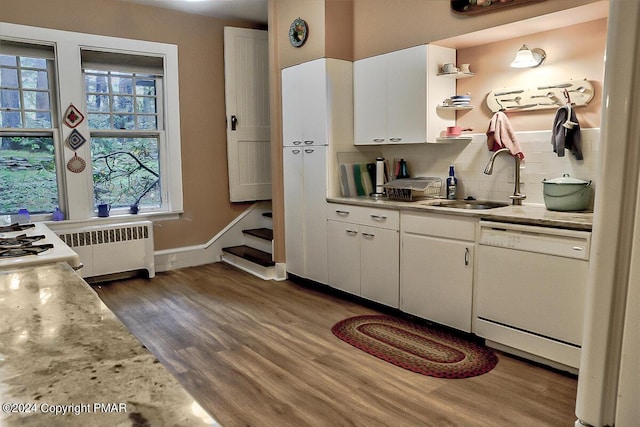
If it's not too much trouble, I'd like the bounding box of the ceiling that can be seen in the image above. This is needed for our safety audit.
[118,0,268,24]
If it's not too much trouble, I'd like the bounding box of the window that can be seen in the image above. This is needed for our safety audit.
[0,23,183,221]
[0,42,59,215]
[82,50,165,212]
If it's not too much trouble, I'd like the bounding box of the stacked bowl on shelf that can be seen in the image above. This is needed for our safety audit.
[449,95,471,106]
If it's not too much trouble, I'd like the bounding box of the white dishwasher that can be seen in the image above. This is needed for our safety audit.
[475,220,591,371]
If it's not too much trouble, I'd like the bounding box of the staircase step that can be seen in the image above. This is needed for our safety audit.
[262,212,272,218]
[222,245,275,267]
[243,227,273,241]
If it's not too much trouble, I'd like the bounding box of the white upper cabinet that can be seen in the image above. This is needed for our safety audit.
[353,54,388,144]
[282,59,328,146]
[354,44,456,145]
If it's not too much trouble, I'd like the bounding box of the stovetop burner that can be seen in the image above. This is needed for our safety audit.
[0,244,54,258]
[0,234,45,248]
[0,223,36,233]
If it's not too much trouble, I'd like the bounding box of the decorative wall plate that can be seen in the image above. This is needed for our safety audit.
[67,129,87,150]
[66,153,86,173]
[289,18,308,47]
[63,104,85,128]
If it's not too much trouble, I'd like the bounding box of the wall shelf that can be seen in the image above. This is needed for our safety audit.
[437,72,475,79]
[436,105,474,111]
[433,136,473,144]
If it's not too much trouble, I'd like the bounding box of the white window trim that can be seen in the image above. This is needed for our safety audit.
[0,22,183,221]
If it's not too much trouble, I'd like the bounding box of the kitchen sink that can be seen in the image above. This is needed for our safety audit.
[422,200,509,210]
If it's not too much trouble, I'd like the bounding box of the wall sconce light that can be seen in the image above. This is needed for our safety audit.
[510,45,546,68]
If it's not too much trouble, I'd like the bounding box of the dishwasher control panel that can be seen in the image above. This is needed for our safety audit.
[479,221,591,260]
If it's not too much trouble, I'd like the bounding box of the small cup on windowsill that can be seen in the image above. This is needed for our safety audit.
[129,204,139,214]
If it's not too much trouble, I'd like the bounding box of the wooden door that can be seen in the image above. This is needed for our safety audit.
[224,27,270,202]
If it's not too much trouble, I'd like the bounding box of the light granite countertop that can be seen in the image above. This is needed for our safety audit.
[0,262,219,427]
[327,196,594,231]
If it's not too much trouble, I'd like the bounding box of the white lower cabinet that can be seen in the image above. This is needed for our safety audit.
[327,204,399,307]
[400,212,477,332]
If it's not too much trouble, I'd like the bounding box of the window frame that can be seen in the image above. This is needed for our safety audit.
[0,44,63,219]
[83,67,166,214]
[0,22,183,222]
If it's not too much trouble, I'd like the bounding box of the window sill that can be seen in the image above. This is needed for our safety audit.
[45,211,182,231]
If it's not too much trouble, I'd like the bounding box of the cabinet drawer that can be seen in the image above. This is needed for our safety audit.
[327,203,399,230]
[401,212,477,241]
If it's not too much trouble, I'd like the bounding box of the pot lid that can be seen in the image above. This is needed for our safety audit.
[543,174,590,184]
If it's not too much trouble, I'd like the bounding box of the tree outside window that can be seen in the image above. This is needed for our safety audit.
[85,69,162,212]
[0,51,58,215]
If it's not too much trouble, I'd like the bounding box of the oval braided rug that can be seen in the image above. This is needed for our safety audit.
[331,315,498,379]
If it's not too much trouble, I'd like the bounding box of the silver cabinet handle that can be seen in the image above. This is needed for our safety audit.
[464,247,470,266]
[304,140,314,145]
[292,149,301,154]
[572,246,584,251]
[335,210,350,216]
[362,232,375,238]
[370,214,387,220]
[373,138,385,143]
[346,229,358,236]
[304,149,314,154]
[389,137,402,142]
[293,140,302,145]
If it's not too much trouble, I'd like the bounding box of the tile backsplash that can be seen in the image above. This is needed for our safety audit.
[376,128,600,207]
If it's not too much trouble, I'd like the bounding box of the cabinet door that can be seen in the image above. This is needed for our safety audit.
[303,146,328,284]
[354,54,387,145]
[386,45,427,144]
[401,233,473,332]
[327,221,361,295]
[360,225,399,308]
[283,147,305,277]
[281,66,304,146]
[299,59,328,145]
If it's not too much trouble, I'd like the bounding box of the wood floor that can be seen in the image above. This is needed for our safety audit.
[93,262,578,427]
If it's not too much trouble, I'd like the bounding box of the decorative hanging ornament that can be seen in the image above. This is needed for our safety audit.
[66,152,86,173]
[289,18,308,48]
[63,104,85,128]
[66,129,87,150]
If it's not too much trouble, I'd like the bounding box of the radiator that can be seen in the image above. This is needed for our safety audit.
[56,221,155,280]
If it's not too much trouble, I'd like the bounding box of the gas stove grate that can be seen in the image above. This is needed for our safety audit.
[0,223,36,233]
[0,234,45,248]
[0,244,54,258]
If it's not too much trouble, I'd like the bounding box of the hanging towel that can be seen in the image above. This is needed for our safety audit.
[551,105,583,160]
[486,111,525,160]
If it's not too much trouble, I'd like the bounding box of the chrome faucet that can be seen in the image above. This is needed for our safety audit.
[483,148,526,205]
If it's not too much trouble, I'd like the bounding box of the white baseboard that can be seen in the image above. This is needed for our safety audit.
[153,201,281,278]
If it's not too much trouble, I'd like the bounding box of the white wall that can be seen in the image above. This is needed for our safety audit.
[372,128,600,207]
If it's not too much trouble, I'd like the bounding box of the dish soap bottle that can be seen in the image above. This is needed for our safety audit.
[446,165,457,200]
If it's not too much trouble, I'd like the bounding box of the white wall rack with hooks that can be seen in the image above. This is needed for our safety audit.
[486,79,594,113]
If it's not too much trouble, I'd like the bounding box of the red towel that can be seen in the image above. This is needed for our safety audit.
[486,111,525,160]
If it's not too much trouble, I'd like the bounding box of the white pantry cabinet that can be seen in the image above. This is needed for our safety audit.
[282,59,352,284]
[354,44,455,145]
[400,212,477,332]
[283,146,328,283]
[327,204,399,307]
